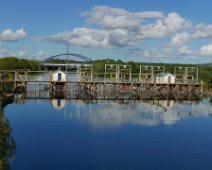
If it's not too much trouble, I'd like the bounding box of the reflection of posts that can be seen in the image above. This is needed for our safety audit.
[0,110,16,169]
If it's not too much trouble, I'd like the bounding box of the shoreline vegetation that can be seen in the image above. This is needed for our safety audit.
[0,92,16,170]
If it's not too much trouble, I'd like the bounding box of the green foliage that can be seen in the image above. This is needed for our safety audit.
[0,57,18,70]
[0,110,15,169]
[198,65,212,83]
[93,60,107,73]
[0,57,42,71]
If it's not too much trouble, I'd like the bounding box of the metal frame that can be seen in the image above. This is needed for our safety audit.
[174,66,198,83]
[104,64,118,81]
[104,64,132,82]
[140,65,165,82]
[118,64,132,82]
[80,64,93,81]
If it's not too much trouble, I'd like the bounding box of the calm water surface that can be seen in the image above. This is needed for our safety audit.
[3,97,212,170]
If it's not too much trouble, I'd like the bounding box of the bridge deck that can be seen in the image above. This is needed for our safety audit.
[1,80,202,86]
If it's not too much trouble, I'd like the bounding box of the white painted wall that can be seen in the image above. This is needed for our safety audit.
[156,74,175,84]
[51,70,66,81]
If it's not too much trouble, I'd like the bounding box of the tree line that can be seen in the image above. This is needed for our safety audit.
[0,57,42,71]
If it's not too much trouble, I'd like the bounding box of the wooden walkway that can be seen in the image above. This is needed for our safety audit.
[0,70,203,96]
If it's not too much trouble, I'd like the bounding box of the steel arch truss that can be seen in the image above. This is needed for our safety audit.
[43,53,93,63]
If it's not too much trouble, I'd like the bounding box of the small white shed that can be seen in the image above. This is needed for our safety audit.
[51,70,66,82]
[156,73,175,84]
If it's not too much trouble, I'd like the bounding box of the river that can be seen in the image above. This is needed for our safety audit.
[1,95,212,170]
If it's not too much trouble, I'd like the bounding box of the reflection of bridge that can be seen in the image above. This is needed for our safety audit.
[16,82,202,102]
[12,93,209,127]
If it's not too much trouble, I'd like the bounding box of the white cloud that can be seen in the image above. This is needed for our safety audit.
[164,32,193,56]
[135,11,164,18]
[1,6,211,62]
[164,12,192,33]
[83,7,192,40]
[35,5,212,62]
[37,50,49,56]
[0,42,8,57]
[0,42,49,59]
[177,46,194,55]
[109,29,143,47]
[170,32,190,47]
[38,28,109,48]
[83,6,163,31]
[17,50,51,60]
[17,50,29,57]
[140,12,192,39]
[39,7,193,49]
[0,28,27,41]
[5,4,212,64]
[68,28,109,48]
[192,23,212,39]
[199,44,212,56]
[38,7,153,47]
[38,27,145,48]
[144,49,158,57]
[140,19,167,38]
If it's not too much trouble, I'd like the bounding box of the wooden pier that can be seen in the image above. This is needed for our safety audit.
[0,67,203,100]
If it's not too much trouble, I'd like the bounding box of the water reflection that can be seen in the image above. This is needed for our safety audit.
[0,98,16,169]
[3,92,212,170]
[58,98,212,127]
[210,96,212,105]
[13,92,212,128]
[51,99,66,111]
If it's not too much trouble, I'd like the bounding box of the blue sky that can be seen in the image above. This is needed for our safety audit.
[0,0,212,63]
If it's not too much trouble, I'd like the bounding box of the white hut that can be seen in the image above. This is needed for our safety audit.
[50,70,66,92]
[155,73,175,84]
[51,70,66,82]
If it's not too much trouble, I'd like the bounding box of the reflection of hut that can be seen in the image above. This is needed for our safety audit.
[50,70,66,92]
[156,73,175,84]
[51,99,66,111]
[158,100,174,110]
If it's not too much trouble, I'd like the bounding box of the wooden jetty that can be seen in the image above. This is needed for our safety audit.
[0,64,203,100]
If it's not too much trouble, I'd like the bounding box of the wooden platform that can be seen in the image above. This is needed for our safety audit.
[0,69,203,96]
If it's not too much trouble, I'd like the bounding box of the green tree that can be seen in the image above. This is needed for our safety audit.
[0,57,42,71]
[0,106,16,170]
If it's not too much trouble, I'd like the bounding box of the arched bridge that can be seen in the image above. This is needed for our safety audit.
[43,53,94,63]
